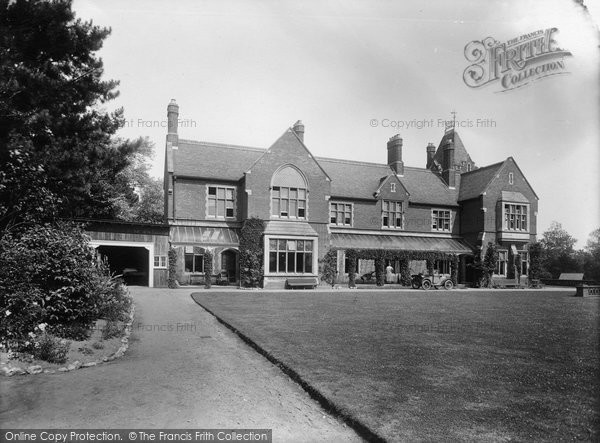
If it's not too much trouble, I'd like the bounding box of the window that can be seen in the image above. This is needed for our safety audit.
[504,204,528,231]
[432,209,451,232]
[508,172,514,185]
[330,202,352,226]
[496,250,508,276]
[467,163,472,172]
[390,183,396,192]
[519,251,529,275]
[382,201,403,228]
[184,253,204,273]
[271,187,307,219]
[208,186,235,218]
[268,239,313,274]
[434,260,451,274]
[154,256,167,268]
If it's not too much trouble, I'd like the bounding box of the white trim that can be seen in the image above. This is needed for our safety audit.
[431,208,452,233]
[329,201,354,227]
[206,184,237,220]
[264,235,319,276]
[89,240,154,288]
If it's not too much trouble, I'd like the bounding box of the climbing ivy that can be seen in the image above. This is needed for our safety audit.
[239,217,265,288]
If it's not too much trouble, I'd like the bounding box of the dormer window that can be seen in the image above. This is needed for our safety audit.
[271,165,308,219]
[391,182,396,192]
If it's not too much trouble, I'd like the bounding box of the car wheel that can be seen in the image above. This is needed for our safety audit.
[444,280,454,290]
[422,280,432,290]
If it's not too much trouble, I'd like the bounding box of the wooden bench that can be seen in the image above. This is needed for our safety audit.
[286,277,318,289]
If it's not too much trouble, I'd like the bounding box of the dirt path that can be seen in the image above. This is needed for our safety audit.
[0,287,361,442]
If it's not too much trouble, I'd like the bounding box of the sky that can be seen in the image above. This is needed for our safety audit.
[73,0,600,247]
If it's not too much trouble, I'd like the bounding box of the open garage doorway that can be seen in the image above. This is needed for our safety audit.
[96,245,150,286]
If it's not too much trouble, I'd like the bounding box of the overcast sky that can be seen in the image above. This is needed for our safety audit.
[73,0,599,247]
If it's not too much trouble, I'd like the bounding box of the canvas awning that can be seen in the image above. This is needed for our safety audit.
[263,221,318,237]
[169,226,239,246]
[330,233,472,254]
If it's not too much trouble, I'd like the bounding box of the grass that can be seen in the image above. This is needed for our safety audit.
[192,289,599,442]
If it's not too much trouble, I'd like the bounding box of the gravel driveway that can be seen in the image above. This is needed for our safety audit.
[0,287,360,442]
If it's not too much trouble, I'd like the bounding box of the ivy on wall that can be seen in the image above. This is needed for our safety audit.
[239,217,265,288]
[342,248,466,288]
[203,249,213,289]
[320,249,338,287]
[167,247,178,289]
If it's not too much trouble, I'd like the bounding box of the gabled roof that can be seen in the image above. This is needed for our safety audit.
[317,157,459,206]
[172,139,263,180]
[458,161,504,201]
[433,130,475,168]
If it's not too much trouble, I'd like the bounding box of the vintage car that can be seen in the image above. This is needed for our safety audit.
[411,273,454,290]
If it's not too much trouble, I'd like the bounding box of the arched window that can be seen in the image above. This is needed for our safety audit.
[271,166,307,219]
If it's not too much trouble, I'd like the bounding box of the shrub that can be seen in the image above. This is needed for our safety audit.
[204,249,213,289]
[375,258,385,286]
[399,259,411,286]
[321,249,338,287]
[239,217,265,288]
[33,333,71,364]
[167,247,178,288]
[0,221,132,350]
[101,320,123,340]
[346,249,357,288]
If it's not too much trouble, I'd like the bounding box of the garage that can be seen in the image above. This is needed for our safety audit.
[97,245,150,286]
[83,220,170,288]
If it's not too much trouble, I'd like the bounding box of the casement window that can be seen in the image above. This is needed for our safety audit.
[330,202,352,226]
[434,259,451,274]
[382,201,403,229]
[184,253,204,273]
[268,239,313,274]
[271,187,307,219]
[496,250,508,276]
[432,209,451,232]
[504,204,528,231]
[208,186,235,218]
[154,256,167,268]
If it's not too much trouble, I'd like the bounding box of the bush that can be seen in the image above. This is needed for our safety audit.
[399,259,411,286]
[0,221,131,349]
[32,332,71,364]
[239,217,265,288]
[320,249,338,287]
[168,248,178,288]
[204,249,213,289]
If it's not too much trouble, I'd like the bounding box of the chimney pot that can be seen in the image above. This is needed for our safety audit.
[387,134,404,175]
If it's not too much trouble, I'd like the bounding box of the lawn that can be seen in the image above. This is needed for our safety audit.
[192,289,599,442]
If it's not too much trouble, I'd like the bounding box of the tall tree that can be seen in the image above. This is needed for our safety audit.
[0,0,139,230]
[540,221,581,278]
[584,228,600,282]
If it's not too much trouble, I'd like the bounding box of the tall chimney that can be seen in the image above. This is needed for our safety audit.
[167,99,179,145]
[387,134,404,175]
[426,142,436,169]
[442,136,456,188]
[293,120,304,142]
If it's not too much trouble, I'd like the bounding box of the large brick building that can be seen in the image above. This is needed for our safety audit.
[163,100,538,288]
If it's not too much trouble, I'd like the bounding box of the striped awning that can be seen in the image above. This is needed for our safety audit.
[169,226,239,246]
[330,233,472,254]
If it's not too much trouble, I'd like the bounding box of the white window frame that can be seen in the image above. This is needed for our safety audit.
[207,185,235,219]
[432,209,452,232]
[390,182,396,193]
[495,250,508,276]
[264,236,318,275]
[508,172,514,185]
[382,200,403,229]
[154,255,167,269]
[329,202,353,227]
[503,203,529,232]
[271,186,307,219]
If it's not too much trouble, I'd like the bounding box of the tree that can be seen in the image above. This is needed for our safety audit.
[111,137,164,224]
[584,229,600,282]
[540,222,581,278]
[0,0,141,229]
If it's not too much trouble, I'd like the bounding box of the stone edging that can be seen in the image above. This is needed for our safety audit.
[1,301,135,377]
